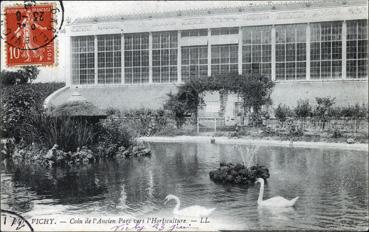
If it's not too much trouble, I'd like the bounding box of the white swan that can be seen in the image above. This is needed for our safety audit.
[164,194,216,217]
[255,178,299,207]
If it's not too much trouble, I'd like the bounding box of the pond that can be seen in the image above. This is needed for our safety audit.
[1,142,368,230]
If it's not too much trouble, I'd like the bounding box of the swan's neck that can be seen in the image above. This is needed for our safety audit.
[173,196,181,213]
[257,180,264,204]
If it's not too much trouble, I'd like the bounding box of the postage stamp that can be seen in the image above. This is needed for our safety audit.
[1,1,64,67]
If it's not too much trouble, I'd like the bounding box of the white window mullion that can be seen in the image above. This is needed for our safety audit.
[94,35,98,85]
[271,26,276,81]
[177,31,182,83]
[284,31,287,81]
[78,39,80,85]
[306,23,311,80]
[238,27,242,75]
[342,21,347,79]
[330,25,333,79]
[149,32,153,83]
[319,25,322,80]
[356,23,359,78]
[295,28,297,80]
[207,28,211,77]
[121,33,125,84]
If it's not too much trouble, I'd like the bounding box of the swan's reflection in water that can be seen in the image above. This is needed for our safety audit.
[258,205,297,219]
[257,206,298,228]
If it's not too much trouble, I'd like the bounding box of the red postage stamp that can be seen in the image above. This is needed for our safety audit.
[3,2,62,67]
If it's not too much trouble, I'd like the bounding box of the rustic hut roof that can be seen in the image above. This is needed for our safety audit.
[51,91,107,118]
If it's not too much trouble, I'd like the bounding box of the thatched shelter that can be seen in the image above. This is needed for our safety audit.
[51,91,107,121]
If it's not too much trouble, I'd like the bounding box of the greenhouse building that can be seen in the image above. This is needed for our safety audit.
[46,0,368,122]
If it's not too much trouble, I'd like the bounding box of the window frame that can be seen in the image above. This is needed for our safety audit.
[97,34,122,84]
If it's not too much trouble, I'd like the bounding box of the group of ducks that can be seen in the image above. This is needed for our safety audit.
[164,178,299,217]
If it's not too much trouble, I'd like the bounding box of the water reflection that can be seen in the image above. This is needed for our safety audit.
[1,143,368,230]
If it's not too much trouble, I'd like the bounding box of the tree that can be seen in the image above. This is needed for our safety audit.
[314,97,336,130]
[239,74,274,115]
[164,92,188,128]
[0,66,40,86]
[294,99,313,129]
[0,70,22,86]
[17,66,40,83]
[274,104,293,126]
[295,99,312,119]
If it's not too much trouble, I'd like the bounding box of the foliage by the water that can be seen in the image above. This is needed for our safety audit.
[9,142,151,168]
[1,82,151,163]
[0,66,40,85]
[209,162,270,185]
[164,74,275,128]
[22,113,98,152]
[118,108,170,136]
[105,108,188,137]
[1,82,65,141]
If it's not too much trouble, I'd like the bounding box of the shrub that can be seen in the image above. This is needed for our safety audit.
[99,117,134,149]
[1,83,65,140]
[295,99,312,119]
[287,123,304,137]
[0,70,23,86]
[331,127,343,138]
[1,85,37,140]
[22,110,135,153]
[248,111,263,127]
[261,126,275,136]
[314,97,335,117]
[17,66,40,83]
[0,66,40,85]
[327,104,368,120]
[274,104,293,124]
[342,104,367,119]
[327,106,343,118]
[314,97,336,129]
[106,107,120,116]
[164,92,188,128]
[22,112,97,152]
[105,108,170,136]
[125,108,169,135]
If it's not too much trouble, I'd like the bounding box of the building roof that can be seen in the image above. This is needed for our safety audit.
[72,0,365,25]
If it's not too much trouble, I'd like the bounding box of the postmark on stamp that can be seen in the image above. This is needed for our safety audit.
[1,209,34,231]
[1,1,64,67]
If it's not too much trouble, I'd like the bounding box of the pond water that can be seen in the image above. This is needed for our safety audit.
[1,142,368,230]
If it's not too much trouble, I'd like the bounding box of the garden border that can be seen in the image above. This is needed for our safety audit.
[138,136,368,152]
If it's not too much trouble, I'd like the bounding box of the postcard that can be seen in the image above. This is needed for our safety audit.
[1,0,368,231]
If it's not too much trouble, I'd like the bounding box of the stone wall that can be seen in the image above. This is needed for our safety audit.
[272,80,368,107]
[46,80,368,113]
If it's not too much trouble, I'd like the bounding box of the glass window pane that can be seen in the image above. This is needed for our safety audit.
[311,61,320,79]
[346,20,368,79]
[71,36,95,85]
[242,26,272,78]
[276,63,285,80]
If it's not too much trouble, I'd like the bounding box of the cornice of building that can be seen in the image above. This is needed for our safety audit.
[72,0,367,25]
